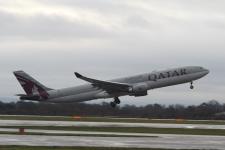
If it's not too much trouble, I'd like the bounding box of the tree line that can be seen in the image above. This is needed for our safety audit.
[0,100,224,119]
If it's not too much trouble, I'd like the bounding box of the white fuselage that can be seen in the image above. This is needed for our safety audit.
[44,66,209,103]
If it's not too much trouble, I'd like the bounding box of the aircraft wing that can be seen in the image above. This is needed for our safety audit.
[74,72,131,93]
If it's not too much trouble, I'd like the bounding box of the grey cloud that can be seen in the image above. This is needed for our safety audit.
[0,12,114,39]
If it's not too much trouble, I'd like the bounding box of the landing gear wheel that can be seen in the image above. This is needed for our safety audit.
[190,81,194,89]
[110,101,116,108]
[114,97,120,104]
[110,97,121,107]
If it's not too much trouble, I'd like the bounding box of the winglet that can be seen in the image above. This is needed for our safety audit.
[74,72,82,78]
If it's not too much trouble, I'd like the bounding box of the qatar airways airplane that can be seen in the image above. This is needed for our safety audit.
[13,66,209,107]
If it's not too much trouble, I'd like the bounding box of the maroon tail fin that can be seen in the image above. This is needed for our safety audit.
[13,71,52,99]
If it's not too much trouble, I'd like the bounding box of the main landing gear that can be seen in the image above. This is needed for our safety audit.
[110,97,121,108]
[190,81,194,89]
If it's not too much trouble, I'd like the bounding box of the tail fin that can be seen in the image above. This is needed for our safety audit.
[13,70,52,99]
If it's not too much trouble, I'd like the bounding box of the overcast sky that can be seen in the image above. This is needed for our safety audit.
[0,0,225,105]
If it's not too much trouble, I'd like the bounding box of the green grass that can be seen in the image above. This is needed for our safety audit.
[0,115,73,121]
[0,145,199,150]
[1,126,225,136]
[0,115,225,125]
[0,131,156,138]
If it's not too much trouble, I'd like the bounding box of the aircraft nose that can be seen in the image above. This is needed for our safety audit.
[204,69,210,75]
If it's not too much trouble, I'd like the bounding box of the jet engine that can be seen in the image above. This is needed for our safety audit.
[129,83,149,97]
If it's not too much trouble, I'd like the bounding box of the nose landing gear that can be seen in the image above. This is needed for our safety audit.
[110,97,121,108]
[190,81,194,89]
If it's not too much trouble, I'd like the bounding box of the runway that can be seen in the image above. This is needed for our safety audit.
[0,133,224,149]
[0,119,225,129]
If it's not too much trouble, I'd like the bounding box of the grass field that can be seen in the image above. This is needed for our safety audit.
[0,146,199,150]
[0,131,156,137]
[0,115,225,125]
[1,126,225,136]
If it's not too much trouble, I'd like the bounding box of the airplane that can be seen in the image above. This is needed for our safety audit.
[13,66,209,107]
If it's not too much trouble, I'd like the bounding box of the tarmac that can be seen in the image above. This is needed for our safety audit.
[0,119,225,129]
[0,133,224,149]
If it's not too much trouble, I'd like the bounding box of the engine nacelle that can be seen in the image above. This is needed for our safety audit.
[129,83,149,97]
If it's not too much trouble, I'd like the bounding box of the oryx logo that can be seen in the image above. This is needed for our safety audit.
[32,85,39,94]
[18,80,26,86]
